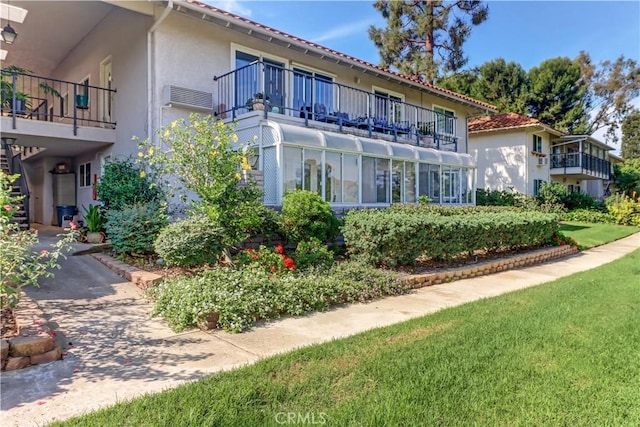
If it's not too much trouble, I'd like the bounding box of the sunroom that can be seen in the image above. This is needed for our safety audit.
[241,121,476,208]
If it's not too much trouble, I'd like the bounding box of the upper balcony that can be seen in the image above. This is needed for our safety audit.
[550,152,611,180]
[1,68,117,150]
[214,61,460,152]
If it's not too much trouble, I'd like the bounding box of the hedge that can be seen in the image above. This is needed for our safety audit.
[343,209,559,266]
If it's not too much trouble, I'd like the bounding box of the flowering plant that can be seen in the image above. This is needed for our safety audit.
[1,172,78,308]
[549,231,578,247]
[235,243,297,274]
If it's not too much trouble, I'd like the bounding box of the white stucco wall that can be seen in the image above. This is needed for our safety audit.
[470,128,555,196]
[51,6,151,158]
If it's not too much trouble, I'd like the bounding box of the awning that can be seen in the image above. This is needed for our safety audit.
[266,121,475,167]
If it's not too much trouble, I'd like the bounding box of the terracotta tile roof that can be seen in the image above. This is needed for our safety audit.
[184,0,497,112]
[468,113,544,133]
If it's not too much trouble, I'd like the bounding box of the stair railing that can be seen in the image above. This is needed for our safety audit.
[1,138,30,229]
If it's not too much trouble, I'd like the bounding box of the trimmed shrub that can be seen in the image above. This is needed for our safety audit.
[562,209,617,224]
[476,189,516,206]
[97,158,164,211]
[280,190,341,245]
[105,203,167,255]
[149,262,408,333]
[292,238,334,272]
[563,191,596,210]
[605,193,640,226]
[154,216,226,266]
[537,182,568,205]
[343,208,559,266]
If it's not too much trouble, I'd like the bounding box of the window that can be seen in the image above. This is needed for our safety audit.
[293,68,334,114]
[283,147,302,192]
[433,106,455,135]
[79,162,91,187]
[325,152,342,203]
[235,51,284,112]
[362,157,389,203]
[77,77,90,109]
[533,135,543,153]
[342,154,359,203]
[303,149,323,197]
[374,89,403,123]
[533,179,545,196]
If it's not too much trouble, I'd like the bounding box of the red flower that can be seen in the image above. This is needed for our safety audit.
[275,243,285,255]
[560,241,566,246]
[69,221,78,230]
[270,265,276,272]
[3,205,12,211]
[283,257,296,270]
[246,248,254,253]
[553,236,558,242]
[40,250,49,257]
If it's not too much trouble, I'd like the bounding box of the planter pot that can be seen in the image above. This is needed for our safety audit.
[86,231,104,244]
[10,99,26,115]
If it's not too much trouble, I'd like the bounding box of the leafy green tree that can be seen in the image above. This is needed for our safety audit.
[621,109,640,159]
[137,114,262,249]
[472,58,528,113]
[437,69,479,97]
[369,0,489,84]
[576,52,640,144]
[613,158,640,195]
[527,57,590,133]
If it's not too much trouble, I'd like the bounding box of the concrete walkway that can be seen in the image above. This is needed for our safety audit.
[1,229,638,426]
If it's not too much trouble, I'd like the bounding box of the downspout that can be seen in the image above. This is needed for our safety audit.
[147,0,173,143]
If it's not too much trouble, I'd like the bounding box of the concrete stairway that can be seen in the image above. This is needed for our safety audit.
[1,148,29,231]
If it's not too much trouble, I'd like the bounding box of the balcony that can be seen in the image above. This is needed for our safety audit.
[214,61,459,151]
[550,152,611,180]
[1,69,116,137]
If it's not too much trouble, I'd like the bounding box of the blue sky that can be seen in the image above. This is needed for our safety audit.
[208,0,640,72]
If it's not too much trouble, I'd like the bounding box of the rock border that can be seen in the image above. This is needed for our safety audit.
[405,245,578,288]
[2,294,62,371]
[91,253,163,289]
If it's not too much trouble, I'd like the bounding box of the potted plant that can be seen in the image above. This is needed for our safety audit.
[83,204,106,244]
[1,65,61,114]
[250,92,269,111]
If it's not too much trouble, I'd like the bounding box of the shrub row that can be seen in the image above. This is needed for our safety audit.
[388,204,522,216]
[562,209,617,224]
[343,209,559,266]
[149,262,409,333]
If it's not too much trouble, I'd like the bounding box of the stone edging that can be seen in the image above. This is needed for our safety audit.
[91,253,163,289]
[405,245,578,288]
[2,294,62,371]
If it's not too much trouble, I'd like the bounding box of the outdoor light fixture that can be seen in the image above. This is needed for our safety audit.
[1,22,17,44]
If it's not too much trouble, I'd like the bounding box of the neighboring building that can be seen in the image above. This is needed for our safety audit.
[0,0,495,227]
[469,113,613,198]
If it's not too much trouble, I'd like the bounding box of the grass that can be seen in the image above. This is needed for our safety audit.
[55,249,640,426]
[560,221,639,249]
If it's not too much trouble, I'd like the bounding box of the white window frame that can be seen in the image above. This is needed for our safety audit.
[79,162,91,188]
[432,104,456,136]
[533,134,543,153]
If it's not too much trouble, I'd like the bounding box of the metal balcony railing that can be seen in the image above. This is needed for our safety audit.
[1,69,117,136]
[214,61,459,151]
[550,152,611,179]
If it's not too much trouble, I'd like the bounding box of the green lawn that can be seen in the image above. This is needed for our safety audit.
[560,221,639,249]
[55,249,640,427]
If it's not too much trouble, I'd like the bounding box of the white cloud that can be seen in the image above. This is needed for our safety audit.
[204,0,253,17]
[311,19,373,44]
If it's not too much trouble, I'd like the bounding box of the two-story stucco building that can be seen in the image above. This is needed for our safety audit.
[469,113,614,198]
[1,0,496,226]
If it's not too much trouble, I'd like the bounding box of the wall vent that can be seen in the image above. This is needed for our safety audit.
[163,85,213,111]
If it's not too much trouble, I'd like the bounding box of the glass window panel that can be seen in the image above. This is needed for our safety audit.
[405,162,416,203]
[304,149,323,197]
[442,166,451,203]
[429,164,440,201]
[418,163,430,197]
[325,151,342,203]
[451,168,460,203]
[283,147,302,192]
[362,156,377,203]
[235,52,259,111]
[376,158,390,203]
[343,154,359,203]
[392,160,403,203]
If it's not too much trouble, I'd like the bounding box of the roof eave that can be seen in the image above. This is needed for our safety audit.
[176,0,497,113]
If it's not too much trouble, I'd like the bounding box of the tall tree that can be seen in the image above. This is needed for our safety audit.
[527,57,590,133]
[437,68,479,97]
[473,58,528,114]
[621,109,640,159]
[369,0,488,84]
[576,52,640,144]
